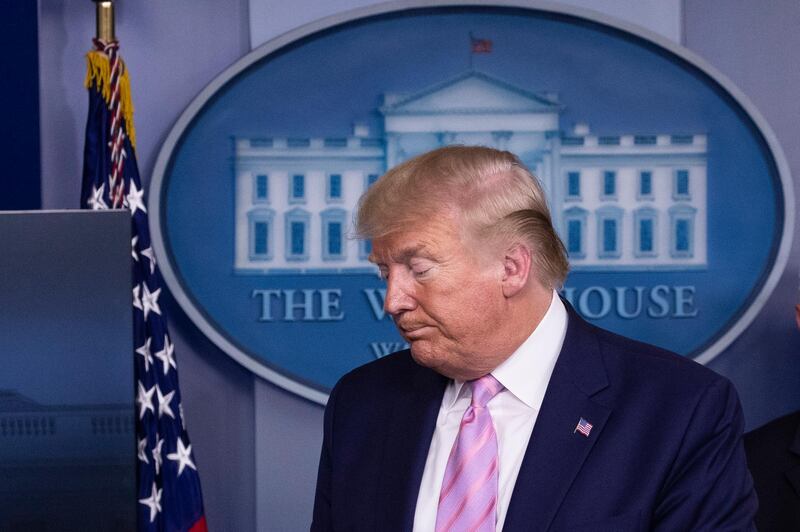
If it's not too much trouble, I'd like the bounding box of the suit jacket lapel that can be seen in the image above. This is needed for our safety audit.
[376,360,447,530]
[504,304,611,532]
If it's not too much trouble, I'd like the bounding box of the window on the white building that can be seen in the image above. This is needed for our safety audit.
[327,174,342,201]
[675,220,690,251]
[669,204,696,258]
[568,220,582,254]
[598,136,620,146]
[367,173,379,188]
[290,174,305,203]
[602,171,616,199]
[566,171,580,199]
[634,208,658,257]
[291,223,305,255]
[563,207,587,259]
[285,208,309,260]
[253,174,269,203]
[255,222,268,254]
[597,206,623,258]
[674,169,690,199]
[671,135,693,145]
[603,220,617,252]
[639,171,653,199]
[640,219,653,251]
[320,208,347,260]
[248,208,274,261]
[321,208,347,260]
[328,223,342,254]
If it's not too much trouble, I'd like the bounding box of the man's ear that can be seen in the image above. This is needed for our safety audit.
[501,243,532,298]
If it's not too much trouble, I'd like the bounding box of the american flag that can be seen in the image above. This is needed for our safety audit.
[81,38,207,532]
[574,417,593,438]
[470,34,493,54]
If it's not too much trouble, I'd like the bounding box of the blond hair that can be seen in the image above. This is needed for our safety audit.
[356,146,569,288]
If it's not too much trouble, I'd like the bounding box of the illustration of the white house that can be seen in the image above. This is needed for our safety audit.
[234,71,707,273]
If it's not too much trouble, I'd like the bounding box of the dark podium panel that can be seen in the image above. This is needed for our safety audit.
[0,210,134,531]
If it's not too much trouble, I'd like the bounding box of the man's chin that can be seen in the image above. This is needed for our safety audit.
[409,343,438,369]
[409,344,457,378]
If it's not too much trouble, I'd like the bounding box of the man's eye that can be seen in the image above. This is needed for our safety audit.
[412,267,431,277]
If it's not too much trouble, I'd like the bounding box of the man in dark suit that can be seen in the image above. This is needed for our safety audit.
[744,305,800,531]
[745,410,800,531]
[311,146,756,531]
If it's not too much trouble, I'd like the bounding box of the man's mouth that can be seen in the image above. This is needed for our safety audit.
[398,324,430,339]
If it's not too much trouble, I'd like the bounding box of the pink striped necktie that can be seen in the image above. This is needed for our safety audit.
[435,374,504,532]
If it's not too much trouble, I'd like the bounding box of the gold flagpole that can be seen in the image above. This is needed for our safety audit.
[94,0,115,41]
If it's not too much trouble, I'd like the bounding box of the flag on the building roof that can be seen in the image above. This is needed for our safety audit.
[470,33,493,54]
[81,37,207,532]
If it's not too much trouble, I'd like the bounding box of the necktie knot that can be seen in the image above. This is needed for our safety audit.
[470,374,503,408]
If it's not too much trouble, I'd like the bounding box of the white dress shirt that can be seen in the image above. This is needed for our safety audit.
[412,291,568,532]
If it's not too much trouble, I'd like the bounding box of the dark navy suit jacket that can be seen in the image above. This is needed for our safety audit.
[312,304,757,531]
[745,410,800,531]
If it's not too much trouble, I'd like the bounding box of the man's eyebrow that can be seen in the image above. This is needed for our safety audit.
[369,244,432,264]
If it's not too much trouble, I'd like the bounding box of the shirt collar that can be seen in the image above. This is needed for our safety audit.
[442,290,568,411]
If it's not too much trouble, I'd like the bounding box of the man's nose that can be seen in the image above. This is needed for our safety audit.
[384,272,416,316]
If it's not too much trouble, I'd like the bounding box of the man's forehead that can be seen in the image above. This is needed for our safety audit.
[368,217,458,263]
[368,233,431,263]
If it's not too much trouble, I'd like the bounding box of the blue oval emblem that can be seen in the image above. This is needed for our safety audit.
[150,3,794,404]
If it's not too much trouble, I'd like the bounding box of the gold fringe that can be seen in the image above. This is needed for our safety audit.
[85,50,137,149]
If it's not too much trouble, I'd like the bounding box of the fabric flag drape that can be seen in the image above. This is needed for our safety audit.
[81,37,208,532]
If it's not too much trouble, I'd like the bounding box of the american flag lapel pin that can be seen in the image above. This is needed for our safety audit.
[574,417,593,437]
